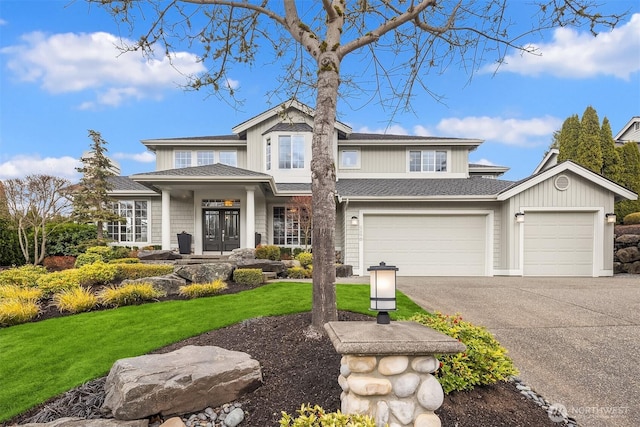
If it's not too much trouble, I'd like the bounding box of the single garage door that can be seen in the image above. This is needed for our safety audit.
[363,214,488,276]
[523,212,594,276]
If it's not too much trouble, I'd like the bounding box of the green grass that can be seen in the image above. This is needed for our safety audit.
[0,282,425,422]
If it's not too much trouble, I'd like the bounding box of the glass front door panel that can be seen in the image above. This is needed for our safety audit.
[203,209,240,252]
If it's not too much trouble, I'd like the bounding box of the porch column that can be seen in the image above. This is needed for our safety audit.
[161,189,171,250]
[245,186,255,249]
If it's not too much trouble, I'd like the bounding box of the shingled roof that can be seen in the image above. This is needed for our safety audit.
[336,177,515,198]
[131,163,271,178]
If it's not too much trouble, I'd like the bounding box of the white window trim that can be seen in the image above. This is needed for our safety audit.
[106,199,152,245]
[406,149,449,173]
[340,148,361,169]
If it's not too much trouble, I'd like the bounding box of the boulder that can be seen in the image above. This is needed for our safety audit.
[615,234,640,246]
[627,261,640,274]
[234,259,286,275]
[282,259,302,269]
[174,263,235,283]
[227,248,256,262]
[137,250,181,261]
[17,418,148,427]
[102,346,262,420]
[122,274,187,296]
[615,247,640,263]
[336,264,353,277]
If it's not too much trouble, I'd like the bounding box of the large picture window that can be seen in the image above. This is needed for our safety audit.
[409,150,447,172]
[273,206,311,246]
[106,200,148,243]
[197,151,214,166]
[219,151,237,167]
[278,135,305,169]
[175,151,192,168]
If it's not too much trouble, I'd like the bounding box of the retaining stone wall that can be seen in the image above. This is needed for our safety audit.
[614,225,640,274]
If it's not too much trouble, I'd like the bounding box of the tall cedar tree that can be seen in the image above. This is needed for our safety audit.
[600,117,622,182]
[73,130,120,240]
[557,114,581,163]
[615,142,640,221]
[576,106,603,173]
[91,0,626,332]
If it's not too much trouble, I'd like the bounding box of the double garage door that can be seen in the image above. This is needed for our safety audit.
[523,211,595,276]
[363,214,489,276]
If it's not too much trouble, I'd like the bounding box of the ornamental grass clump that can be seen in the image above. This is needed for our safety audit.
[0,299,40,327]
[0,285,43,302]
[0,265,47,287]
[179,279,228,298]
[279,404,376,427]
[411,312,519,394]
[53,288,99,314]
[99,283,166,307]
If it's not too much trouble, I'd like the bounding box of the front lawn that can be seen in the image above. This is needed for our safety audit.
[0,282,425,423]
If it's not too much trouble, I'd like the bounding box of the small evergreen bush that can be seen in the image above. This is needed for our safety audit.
[0,218,23,266]
[279,404,376,427]
[233,268,263,285]
[76,261,118,286]
[110,246,133,260]
[295,251,313,268]
[255,244,281,260]
[74,253,103,268]
[35,270,81,296]
[0,299,40,327]
[99,282,166,307]
[411,312,519,393]
[0,285,43,302]
[86,246,114,262]
[623,212,640,225]
[113,263,173,280]
[0,265,47,287]
[287,266,310,279]
[179,279,228,298]
[45,223,97,257]
[53,287,98,314]
[108,257,140,264]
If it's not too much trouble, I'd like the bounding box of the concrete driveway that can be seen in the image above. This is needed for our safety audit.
[383,275,640,427]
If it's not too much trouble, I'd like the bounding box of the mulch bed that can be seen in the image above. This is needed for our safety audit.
[7,282,560,426]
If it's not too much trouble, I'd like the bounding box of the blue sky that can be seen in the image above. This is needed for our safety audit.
[1,1,639,182]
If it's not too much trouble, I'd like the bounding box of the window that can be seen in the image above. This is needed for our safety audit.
[409,150,447,172]
[279,135,305,169]
[219,151,237,167]
[175,151,192,168]
[197,151,214,166]
[106,200,148,243]
[340,150,360,168]
[266,138,271,170]
[273,206,311,246]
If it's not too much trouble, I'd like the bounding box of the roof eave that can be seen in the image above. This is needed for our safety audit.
[338,195,498,202]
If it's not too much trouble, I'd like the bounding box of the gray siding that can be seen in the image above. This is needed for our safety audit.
[153,146,247,171]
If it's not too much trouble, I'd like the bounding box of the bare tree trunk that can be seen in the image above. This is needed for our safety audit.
[310,50,340,332]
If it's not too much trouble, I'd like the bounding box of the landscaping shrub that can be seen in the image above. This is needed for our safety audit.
[85,246,114,262]
[43,256,76,272]
[279,404,376,427]
[74,253,103,268]
[53,288,99,314]
[45,223,97,257]
[295,251,313,268]
[35,270,81,296]
[110,246,133,260]
[179,279,228,298]
[0,285,43,302]
[623,212,640,225]
[255,244,281,261]
[287,266,310,279]
[0,265,47,287]
[113,263,173,280]
[76,262,118,286]
[233,268,263,285]
[108,257,140,264]
[0,218,23,267]
[411,312,518,393]
[0,299,40,327]
[279,247,292,260]
[99,282,166,307]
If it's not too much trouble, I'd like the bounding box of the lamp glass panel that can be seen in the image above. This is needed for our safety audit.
[370,270,396,310]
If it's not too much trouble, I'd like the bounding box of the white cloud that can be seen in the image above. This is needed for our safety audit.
[413,125,432,136]
[1,31,208,107]
[357,124,409,135]
[471,158,497,166]
[0,155,80,180]
[113,151,156,163]
[435,115,562,147]
[485,13,640,79]
[0,18,7,26]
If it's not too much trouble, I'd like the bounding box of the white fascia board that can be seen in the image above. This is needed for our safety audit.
[532,148,559,175]
[141,139,245,151]
[108,190,159,197]
[497,161,638,201]
[340,138,483,147]
[614,116,640,140]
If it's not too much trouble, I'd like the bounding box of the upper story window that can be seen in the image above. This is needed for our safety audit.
[219,151,237,167]
[175,151,192,168]
[279,135,305,169]
[340,149,360,169]
[197,151,214,166]
[409,150,447,172]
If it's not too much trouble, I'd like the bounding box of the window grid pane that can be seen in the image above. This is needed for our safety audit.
[292,136,305,169]
[197,151,214,166]
[279,136,292,169]
[219,151,237,167]
[106,200,148,243]
[175,151,192,168]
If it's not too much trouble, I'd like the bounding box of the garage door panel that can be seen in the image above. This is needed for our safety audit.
[523,212,594,276]
[363,214,487,276]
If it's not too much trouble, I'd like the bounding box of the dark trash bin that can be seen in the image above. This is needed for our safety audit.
[255,232,262,247]
[177,231,192,254]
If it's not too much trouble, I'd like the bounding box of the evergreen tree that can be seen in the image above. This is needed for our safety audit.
[72,130,121,240]
[615,142,640,221]
[600,117,622,182]
[557,114,581,163]
[575,106,603,173]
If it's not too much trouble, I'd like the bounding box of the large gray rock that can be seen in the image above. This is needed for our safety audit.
[615,234,640,246]
[102,346,262,420]
[336,264,353,278]
[227,248,256,262]
[137,250,181,261]
[616,246,640,263]
[627,261,640,274]
[174,263,235,283]
[122,274,187,296]
[17,418,148,427]
[234,259,286,274]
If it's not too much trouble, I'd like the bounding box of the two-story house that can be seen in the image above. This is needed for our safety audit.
[107,100,637,277]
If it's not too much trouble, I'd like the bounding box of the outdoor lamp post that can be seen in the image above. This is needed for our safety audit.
[368,261,398,324]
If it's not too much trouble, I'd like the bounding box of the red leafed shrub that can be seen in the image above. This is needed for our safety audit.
[43,256,77,272]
